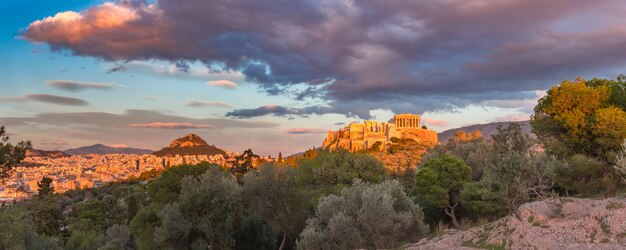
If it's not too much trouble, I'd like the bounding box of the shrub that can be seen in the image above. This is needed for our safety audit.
[297,180,427,249]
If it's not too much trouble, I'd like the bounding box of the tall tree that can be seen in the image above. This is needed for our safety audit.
[243,164,311,250]
[531,77,626,159]
[37,177,55,197]
[414,154,471,228]
[0,126,32,180]
[229,149,258,183]
[485,123,552,219]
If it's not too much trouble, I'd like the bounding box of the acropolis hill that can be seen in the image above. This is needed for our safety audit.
[322,113,438,152]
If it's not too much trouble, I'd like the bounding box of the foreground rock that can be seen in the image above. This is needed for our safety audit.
[406,197,626,250]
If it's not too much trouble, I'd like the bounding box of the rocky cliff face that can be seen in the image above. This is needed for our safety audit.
[152,133,226,157]
[406,197,626,250]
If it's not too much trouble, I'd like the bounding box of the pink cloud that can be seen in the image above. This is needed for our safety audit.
[422,117,448,127]
[207,80,238,89]
[285,128,327,134]
[494,113,531,122]
[128,122,211,129]
[109,144,128,148]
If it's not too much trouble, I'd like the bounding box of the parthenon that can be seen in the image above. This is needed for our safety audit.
[322,113,438,152]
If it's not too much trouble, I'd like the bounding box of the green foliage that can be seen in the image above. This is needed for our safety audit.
[233,213,277,250]
[614,140,626,184]
[37,177,55,197]
[297,179,428,249]
[414,154,471,227]
[531,77,626,160]
[0,204,60,249]
[459,181,506,220]
[554,154,620,197]
[483,124,553,218]
[296,150,388,197]
[243,164,312,249]
[129,204,161,250]
[0,126,32,180]
[154,169,242,249]
[146,163,214,204]
[229,148,258,183]
[29,196,64,237]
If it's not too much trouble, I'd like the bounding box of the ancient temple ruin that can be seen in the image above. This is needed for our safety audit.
[322,113,438,152]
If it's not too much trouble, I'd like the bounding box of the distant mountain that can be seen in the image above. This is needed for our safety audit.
[152,133,226,157]
[438,120,533,144]
[64,144,153,155]
[26,149,69,158]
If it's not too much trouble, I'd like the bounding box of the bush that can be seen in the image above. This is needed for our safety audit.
[297,179,427,249]
[554,154,620,197]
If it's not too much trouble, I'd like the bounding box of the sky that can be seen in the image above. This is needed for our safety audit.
[1,0,625,156]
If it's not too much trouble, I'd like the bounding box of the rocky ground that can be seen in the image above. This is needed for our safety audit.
[405,197,626,250]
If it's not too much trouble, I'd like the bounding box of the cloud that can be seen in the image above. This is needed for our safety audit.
[46,80,123,91]
[421,117,448,127]
[207,80,238,89]
[285,128,327,134]
[109,144,128,148]
[128,122,211,129]
[226,105,300,118]
[143,96,167,101]
[494,113,531,122]
[0,109,277,129]
[184,100,233,109]
[0,94,89,106]
[22,0,626,116]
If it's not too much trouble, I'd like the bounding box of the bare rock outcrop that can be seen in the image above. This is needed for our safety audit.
[406,197,626,250]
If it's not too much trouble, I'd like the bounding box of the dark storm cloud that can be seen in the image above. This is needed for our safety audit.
[46,80,123,92]
[23,0,626,115]
[0,94,89,106]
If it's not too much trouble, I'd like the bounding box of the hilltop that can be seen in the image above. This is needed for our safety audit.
[26,149,69,158]
[407,197,626,250]
[64,144,152,155]
[152,133,226,157]
[438,120,533,144]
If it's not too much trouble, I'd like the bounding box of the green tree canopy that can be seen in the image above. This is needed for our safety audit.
[296,150,388,197]
[146,163,215,204]
[243,164,312,250]
[298,179,427,249]
[414,154,471,228]
[0,126,32,180]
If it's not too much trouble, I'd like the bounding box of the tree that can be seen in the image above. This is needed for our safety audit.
[277,152,283,163]
[614,139,626,184]
[37,177,54,197]
[146,163,213,204]
[553,154,617,196]
[0,205,60,249]
[229,149,258,183]
[297,180,427,249]
[531,77,626,159]
[233,213,277,250]
[243,164,311,250]
[154,168,242,249]
[414,154,471,228]
[484,123,552,219]
[0,126,32,180]
[296,150,387,197]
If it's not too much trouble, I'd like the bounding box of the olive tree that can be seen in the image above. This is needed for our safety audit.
[0,126,32,180]
[298,179,427,249]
